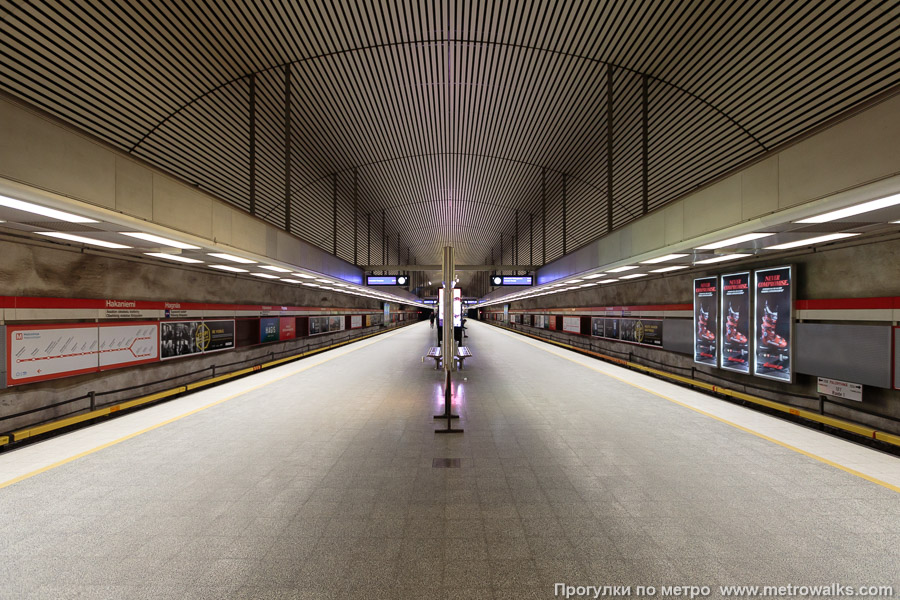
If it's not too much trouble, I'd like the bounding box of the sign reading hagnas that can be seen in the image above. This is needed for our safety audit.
[754,266,792,382]
[720,272,750,374]
[693,277,718,366]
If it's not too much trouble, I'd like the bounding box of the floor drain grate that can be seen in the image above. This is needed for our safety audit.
[432,458,461,468]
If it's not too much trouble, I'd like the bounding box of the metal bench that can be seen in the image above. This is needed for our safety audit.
[456,346,473,369]
[424,346,442,369]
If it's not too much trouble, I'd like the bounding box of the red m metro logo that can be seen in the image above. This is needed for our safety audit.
[15,332,23,340]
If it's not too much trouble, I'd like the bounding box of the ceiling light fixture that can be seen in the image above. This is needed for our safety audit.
[0,195,98,223]
[294,273,316,279]
[259,265,291,273]
[599,279,619,284]
[280,278,303,284]
[144,252,203,264]
[207,252,256,264]
[583,273,604,279]
[36,231,131,249]
[694,253,751,264]
[763,233,860,250]
[640,253,689,264]
[650,265,689,273]
[796,193,900,223]
[209,264,249,273]
[606,265,638,273]
[695,233,774,250]
[120,232,200,249]
[251,273,279,279]
[620,273,648,279]
[567,279,583,283]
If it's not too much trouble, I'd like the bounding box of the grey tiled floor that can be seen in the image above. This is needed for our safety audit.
[1,321,899,599]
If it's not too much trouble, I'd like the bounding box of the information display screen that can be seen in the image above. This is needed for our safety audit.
[753,266,793,382]
[503,276,533,286]
[367,276,397,286]
[720,272,751,374]
[693,277,719,366]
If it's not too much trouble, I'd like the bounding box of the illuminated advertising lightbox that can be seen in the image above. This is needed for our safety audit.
[720,272,750,374]
[161,320,234,360]
[753,266,793,382]
[279,317,296,340]
[693,277,718,366]
[437,288,462,327]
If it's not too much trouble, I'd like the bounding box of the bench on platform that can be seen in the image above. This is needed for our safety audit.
[456,346,473,369]
[425,346,442,369]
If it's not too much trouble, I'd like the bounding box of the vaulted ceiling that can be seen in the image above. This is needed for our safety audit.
[2,1,899,291]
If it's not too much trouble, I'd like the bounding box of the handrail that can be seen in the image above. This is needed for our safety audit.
[0,321,417,446]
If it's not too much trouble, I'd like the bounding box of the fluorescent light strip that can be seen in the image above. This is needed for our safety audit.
[293,273,316,279]
[251,273,279,279]
[640,253,688,264]
[36,232,132,249]
[607,265,638,273]
[302,282,320,287]
[315,279,332,283]
[599,279,619,284]
[763,233,860,250]
[120,232,200,249]
[650,265,689,273]
[695,233,774,250]
[0,195,98,223]
[567,279,583,283]
[280,278,303,284]
[620,273,648,279]
[144,252,203,264]
[583,273,604,279]
[209,264,248,273]
[694,253,750,264]
[259,265,291,273]
[797,193,900,223]
[207,252,256,264]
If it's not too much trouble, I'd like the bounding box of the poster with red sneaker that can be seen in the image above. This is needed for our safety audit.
[753,265,793,382]
[693,277,718,366]
[720,272,750,374]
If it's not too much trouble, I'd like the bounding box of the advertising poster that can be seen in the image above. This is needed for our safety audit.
[161,320,234,360]
[329,316,344,332]
[720,272,751,374]
[591,317,604,337]
[161,321,201,360]
[619,319,663,347]
[279,317,296,340]
[753,266,793,382]
[693,277,718,366]
[605,318,619,340]
[7,324,99,385]
[260,317,280,343]
[350,315,363,329]
[99,322,159,369]
[202,320,235,353]
[309,316,325,335]
[365,315,372,327]
[562,316,581,334]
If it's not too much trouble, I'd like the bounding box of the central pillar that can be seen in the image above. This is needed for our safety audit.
[442,245,455,372]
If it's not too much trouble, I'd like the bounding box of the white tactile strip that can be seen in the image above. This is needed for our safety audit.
[0,325,413,488]
[487,323,900,492]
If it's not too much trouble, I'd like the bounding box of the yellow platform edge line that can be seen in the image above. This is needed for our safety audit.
[0,324,412,448]
[13,408,112,442]
[488,323,900,494]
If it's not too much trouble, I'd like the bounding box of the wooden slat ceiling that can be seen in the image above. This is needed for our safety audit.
[2,1,899,280]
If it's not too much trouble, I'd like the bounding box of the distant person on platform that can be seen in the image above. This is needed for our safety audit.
[429,311,435,328]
